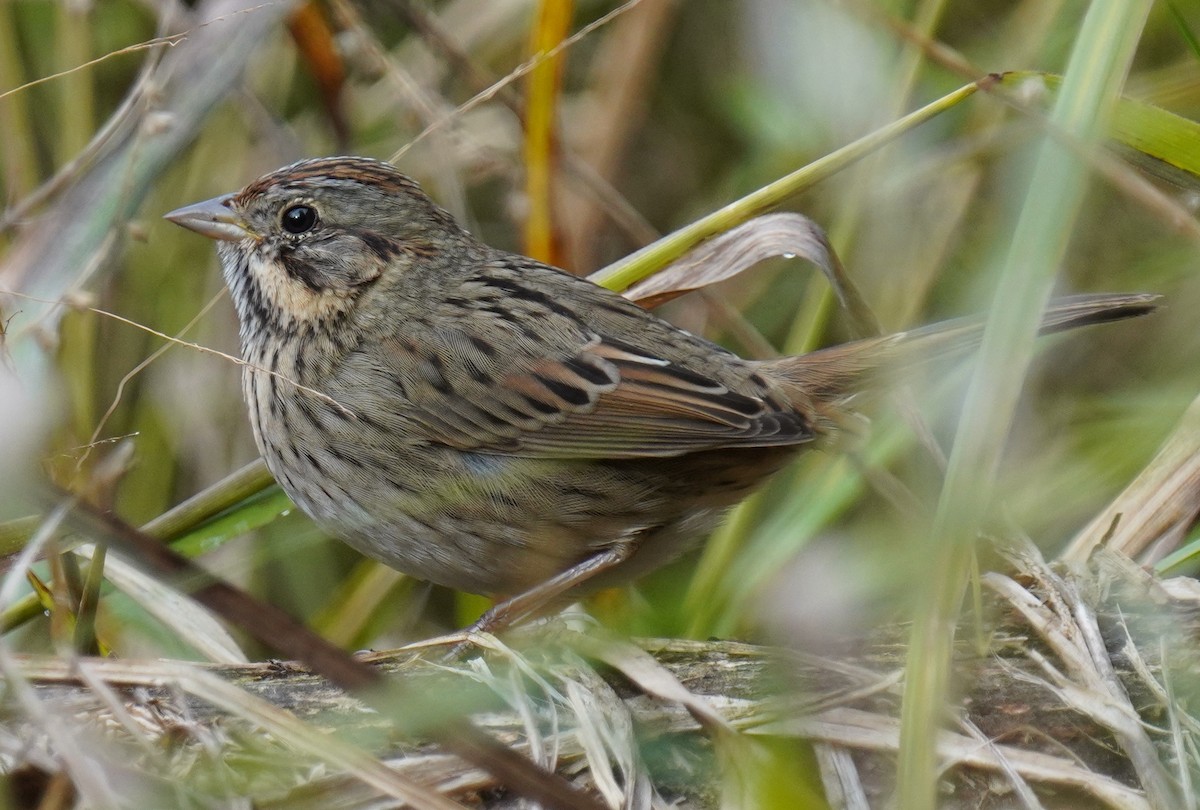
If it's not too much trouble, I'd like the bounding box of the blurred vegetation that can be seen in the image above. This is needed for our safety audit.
[1,0,1199,806]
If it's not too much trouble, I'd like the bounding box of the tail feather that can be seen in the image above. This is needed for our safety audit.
[766,292,1159,404]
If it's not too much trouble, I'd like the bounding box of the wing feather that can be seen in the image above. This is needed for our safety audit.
[370,324,813,460]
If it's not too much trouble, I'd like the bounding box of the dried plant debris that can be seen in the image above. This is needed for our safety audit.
[4,562,1199,810]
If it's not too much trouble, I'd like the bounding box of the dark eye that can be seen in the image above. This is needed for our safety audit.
[281,204,318,234]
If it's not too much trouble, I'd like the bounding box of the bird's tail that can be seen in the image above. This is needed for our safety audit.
[763,292,1159,405]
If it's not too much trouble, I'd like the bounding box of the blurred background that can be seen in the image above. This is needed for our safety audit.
[0,0,1197,662]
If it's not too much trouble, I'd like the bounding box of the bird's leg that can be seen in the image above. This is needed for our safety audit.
[468,535,641,638]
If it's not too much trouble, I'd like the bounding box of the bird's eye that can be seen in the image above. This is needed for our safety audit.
[281,204,318,235]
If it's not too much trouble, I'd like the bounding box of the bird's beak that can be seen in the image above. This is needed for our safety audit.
[164,194,252,242]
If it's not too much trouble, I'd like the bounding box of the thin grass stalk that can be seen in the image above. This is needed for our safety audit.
[54,0,94,163]
[895,4,1153,808]
[74,542,106,655]
[682,492,764,638]
[0,2,38,200]
[522,0,573,265]
[590,79,985,292]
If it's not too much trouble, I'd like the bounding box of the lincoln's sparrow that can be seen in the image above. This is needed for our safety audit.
[166,157,1155,629]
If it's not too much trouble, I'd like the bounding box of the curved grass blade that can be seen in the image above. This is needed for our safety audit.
[607,212,880,337]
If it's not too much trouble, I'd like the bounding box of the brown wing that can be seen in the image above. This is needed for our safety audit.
[372,327,813,460]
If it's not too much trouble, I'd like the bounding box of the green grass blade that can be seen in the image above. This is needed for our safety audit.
[590,79,988,292]
[897,4,1155,809]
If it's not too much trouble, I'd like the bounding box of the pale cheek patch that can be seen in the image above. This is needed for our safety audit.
[247,249,354,323]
